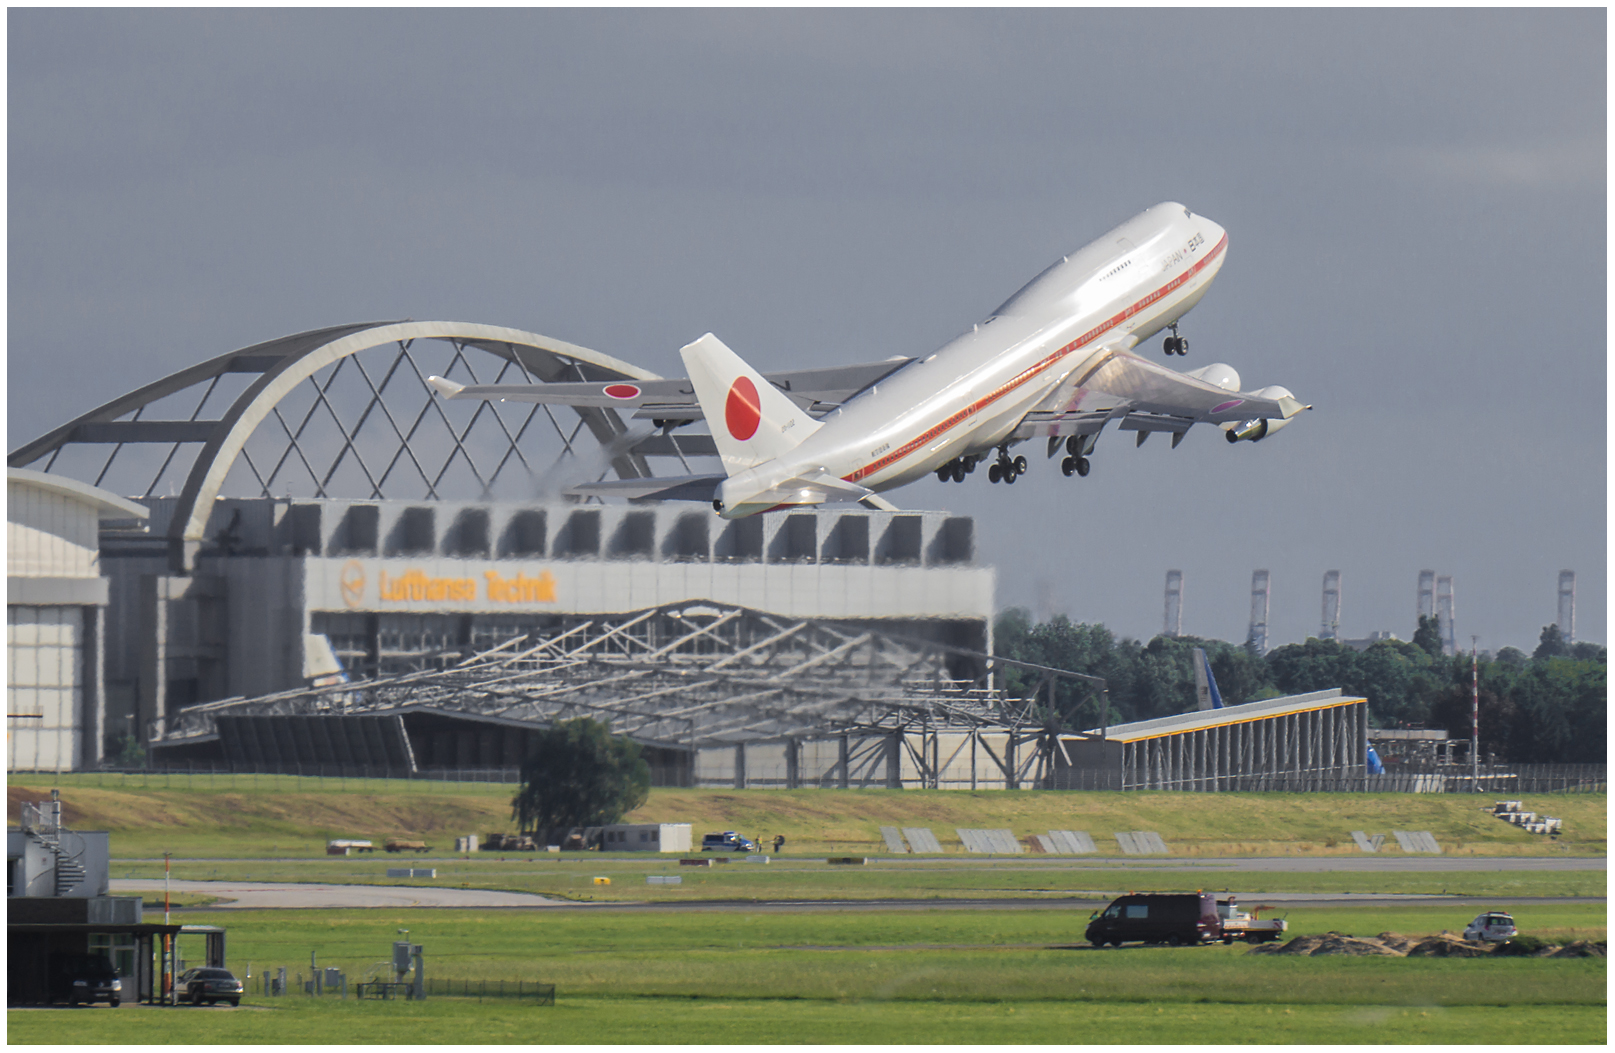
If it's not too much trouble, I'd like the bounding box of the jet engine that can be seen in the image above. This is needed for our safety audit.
[1184,362,1241,392]
[1223,386,1295,443]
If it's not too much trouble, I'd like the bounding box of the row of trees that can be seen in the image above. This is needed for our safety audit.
[994,611,1605,765]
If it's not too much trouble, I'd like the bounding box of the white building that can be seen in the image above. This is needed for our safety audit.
[8,469,148,771]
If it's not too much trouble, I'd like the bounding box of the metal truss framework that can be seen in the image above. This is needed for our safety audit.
[9,322,683,572]
[155,601,1107,789]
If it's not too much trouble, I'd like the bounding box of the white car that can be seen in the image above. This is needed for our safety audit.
[1463,912,1517,943]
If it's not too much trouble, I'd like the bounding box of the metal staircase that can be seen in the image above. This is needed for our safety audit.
[20,796,86,895]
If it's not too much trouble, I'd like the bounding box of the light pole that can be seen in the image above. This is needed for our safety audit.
[1470,636,1480,792]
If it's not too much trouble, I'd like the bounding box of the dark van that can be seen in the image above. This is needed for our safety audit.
[48,953,123,1006]
[1085,893,1221,947]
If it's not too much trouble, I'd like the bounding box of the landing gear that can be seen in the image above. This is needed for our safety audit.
[1163,322,1188,357]
[987,448,1025,484]
[1061,434,1092,478]
[936,456,976,483]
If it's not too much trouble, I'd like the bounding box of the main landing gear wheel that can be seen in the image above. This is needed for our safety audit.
[1012,455,1027,474]
[1163,322,1188,356]
[1062,456,1091,477]
[987,462,1002,483]
[952,461,966,482]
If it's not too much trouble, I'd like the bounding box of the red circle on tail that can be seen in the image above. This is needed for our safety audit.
[725,377,762,440]
[603,384,641,400]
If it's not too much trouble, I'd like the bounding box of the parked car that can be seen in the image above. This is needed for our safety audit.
[701,831,757,852]
[1464,911,1518,943]
[1085,893,1222,947]
[48,954,123,1006]
[177,967,244,1006]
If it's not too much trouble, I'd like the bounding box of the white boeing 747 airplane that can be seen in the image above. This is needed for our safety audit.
[429,202,1307,518]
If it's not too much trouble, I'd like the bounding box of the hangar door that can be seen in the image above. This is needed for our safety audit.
[7,606,83,772]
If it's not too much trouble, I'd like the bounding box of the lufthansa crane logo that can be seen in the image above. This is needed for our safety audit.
[340,561,366,608]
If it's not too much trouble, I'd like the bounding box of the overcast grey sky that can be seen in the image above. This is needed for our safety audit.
[8,9,1605,652]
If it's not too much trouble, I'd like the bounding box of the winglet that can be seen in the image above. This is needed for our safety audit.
[1276,395,1307,419]
[426,375,466,399]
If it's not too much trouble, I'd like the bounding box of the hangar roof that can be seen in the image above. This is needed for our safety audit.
[1086,688,1365,743]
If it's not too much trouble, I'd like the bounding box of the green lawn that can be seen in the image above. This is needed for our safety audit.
[7,998,1603,1045]
[8,905,1605,1044]
[15,777,1605,860]
[114,854,1606,901]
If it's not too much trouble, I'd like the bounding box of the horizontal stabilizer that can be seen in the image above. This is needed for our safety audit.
[564,474,726,503]
[744,470,876,507]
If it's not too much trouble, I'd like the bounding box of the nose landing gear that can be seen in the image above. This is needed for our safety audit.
[1163,322,1188,356]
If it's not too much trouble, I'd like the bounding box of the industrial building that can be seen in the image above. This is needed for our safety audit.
[8,322,994,774]
[7,469,149,772]
[1061,689,1370,791]
[7,790,224,1006]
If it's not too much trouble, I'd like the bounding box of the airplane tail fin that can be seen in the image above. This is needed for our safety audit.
[1193,647,1225,711]
[680,333,822,475]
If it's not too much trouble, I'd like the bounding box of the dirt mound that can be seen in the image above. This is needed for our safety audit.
[1406,935,1493,957]
[1373,932,1419,954]
[1251,931,1498,958]
[1543,941,1607,958]
[1247,932,1402,956]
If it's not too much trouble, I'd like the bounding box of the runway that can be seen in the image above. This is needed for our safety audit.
[110,878,1602,913]
[111,879,567,909]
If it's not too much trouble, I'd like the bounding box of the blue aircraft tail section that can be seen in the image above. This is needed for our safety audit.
[1192,647,1225,711]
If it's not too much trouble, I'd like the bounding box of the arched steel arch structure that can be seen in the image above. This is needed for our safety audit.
[8,321,712,572]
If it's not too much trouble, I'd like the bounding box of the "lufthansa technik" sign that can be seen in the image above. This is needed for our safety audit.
[338,561,557,609]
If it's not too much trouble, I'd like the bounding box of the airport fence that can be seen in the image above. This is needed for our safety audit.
[420,978,555,1004]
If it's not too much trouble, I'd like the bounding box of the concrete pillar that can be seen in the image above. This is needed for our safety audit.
[885,732,901,789]
[838,735,850,789]
[734,743,746,789]
[785,738,799,790]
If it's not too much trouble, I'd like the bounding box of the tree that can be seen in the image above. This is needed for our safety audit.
[511,718,650,837]
[107,733,146,769]
[1533,624,1569,660]
[1413,615,1445,659]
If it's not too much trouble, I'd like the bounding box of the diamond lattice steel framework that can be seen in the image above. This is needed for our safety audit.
[9,321,684,571]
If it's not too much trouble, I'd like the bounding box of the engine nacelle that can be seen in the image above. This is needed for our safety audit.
[1223,386,1295,443]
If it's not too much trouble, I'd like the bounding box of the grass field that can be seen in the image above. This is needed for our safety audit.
[8,905,1605,1044]
[11,777,1605,860]
[114,855,1605,901]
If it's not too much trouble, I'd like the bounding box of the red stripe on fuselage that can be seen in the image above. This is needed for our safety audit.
[844,233,1227,484]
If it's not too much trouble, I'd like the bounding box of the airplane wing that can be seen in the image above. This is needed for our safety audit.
[1011,347,1306,444]
[428,358,913,422]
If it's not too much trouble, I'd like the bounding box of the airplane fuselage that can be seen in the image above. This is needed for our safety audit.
[718,201,1229,517]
